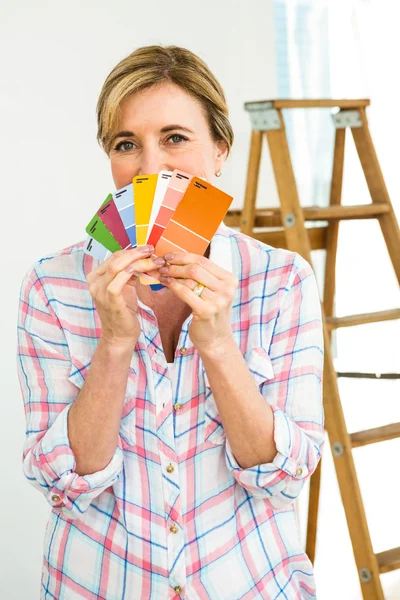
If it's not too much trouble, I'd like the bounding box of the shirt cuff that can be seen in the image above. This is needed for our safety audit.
[28,403,123,519]
[225,404,323,503]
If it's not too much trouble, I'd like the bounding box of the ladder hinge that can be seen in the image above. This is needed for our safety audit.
[332,109,362,129]
[245,103,281,131]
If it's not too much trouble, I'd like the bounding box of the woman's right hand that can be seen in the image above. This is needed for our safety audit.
[86,245,165,348]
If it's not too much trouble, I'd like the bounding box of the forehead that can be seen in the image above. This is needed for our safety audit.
[119,82,208,129]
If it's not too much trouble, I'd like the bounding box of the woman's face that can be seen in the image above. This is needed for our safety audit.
[109,82,228,189]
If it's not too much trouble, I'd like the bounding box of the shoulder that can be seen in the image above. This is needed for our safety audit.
[21,239,96,284]
[19,239,97,305]
[217,222,313,286]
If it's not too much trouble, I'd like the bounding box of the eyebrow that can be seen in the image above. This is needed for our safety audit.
[112,124,194,141]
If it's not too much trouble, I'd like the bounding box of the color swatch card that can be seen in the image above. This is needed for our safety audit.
[148,171,173,240]
[142,169,193,285]
[83,172,233,291]
[147,170,193,249]
[85,195,122,254]
[113,183,136,248]
[154,177,233,256]
[133,174,158,245]
[84,236,112,262]
[97,196,132,250]
[140,171,173,285]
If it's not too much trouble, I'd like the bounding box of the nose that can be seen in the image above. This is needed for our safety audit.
[137,147,170,176]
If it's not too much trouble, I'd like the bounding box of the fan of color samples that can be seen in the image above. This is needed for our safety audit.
[84,169,233,291]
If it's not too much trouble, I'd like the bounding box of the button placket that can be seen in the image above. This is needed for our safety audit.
[152,318,190,595]
[162,458,186,595]
[167,519,185,595]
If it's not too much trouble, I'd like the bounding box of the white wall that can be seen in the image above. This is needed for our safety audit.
[0,1,278,598]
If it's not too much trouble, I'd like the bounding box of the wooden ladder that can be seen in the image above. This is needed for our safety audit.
[225,99,400,599]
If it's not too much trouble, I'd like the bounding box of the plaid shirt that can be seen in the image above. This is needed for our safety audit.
[17,222,325,600]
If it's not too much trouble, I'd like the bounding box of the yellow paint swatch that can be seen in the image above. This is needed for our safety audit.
[133,174,158,245]
[133,174,160,285]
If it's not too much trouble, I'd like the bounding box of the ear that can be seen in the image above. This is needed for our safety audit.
[214,140,229,173]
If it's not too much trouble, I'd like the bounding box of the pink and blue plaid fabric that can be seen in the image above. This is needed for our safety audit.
[17,222,325,599]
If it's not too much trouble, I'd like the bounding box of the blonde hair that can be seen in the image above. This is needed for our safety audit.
[96,45,234,157]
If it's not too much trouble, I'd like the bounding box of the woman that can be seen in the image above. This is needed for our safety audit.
[17,45,325,599]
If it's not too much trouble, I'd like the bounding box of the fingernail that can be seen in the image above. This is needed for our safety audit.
[139,245,154,253]
[164,253,175,261]
[154,257,165,265]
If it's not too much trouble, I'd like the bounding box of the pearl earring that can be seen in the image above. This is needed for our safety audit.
[215,171,222,177]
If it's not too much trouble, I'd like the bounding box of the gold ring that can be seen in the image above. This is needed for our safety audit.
[193,283,206,297]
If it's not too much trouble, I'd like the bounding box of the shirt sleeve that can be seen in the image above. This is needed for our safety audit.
[16,266,124,520]
[225,253,325,508]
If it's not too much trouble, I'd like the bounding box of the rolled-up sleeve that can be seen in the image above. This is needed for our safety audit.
[16,267,123,520]
[225,253,325,508]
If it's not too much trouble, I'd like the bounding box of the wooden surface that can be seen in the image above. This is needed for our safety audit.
[244,98,371,109]
[352,107,400,283]
[225,203,389,227]
[350,423,400,448]
[240,130,263,237]
[376,547,400,574]
[325,308,400,330]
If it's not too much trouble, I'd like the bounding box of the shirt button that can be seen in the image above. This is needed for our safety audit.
[166,464,175,473]
[179,347,187,355]
[174,403,182,411]
[170,524,179,534]
[174,586,183,594]
[296,467,303,476]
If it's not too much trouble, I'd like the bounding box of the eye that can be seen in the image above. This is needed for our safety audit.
[166,134,188,145]
[113,140,136,152]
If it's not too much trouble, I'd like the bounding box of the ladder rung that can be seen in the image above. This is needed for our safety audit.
[376,547,400,574]
[303,204,390,221]
[244,99,371,110]
[337,372,400,380]
[326,309,400,330]
[225,204,389,229]
[228,227,328,251]
[350,423,400,448]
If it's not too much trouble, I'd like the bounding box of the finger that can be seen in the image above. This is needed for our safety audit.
[163,276,215,302]
[158,263,220,291]
[159,276,207,311]
[96,245,156,276]
[105,266,143,301]
[88,256,164,299]
[89,262,139,302]
[94,254,165,287]
[162,252,232,281]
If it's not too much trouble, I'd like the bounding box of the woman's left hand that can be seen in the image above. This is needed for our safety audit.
[156,252,238,352]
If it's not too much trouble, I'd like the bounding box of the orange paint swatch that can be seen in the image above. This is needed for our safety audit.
[155,178,233,257]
